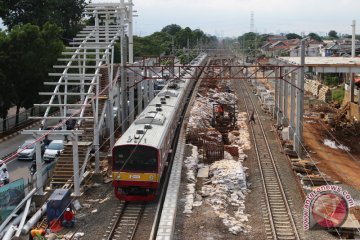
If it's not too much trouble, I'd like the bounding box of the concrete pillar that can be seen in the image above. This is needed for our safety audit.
[149,76,155,101]
[282,70,289,126]
[35,140,43,195]
[128,70,135,124]
[289,72,296,138]
[274,68,279,118]
[108,47,115,149]
[137,69,143,114]
[294,40,305,155]
[117,81,122,127]
[72,134,80,197]
[143,67,149,108]
[128,0,134,64]
[277,68,283,126]
[120,0,128,132]
[350,71,355,103]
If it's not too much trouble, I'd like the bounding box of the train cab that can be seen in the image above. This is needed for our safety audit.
[112,144,160,201]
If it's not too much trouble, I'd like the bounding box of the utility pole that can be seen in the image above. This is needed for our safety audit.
[187,37,190,63]
[352,20,356,58]
[294,38,306,155]
[120,0,128,131]
[128,0,134,64]
[172,36,175,55]
[350,20,356,104]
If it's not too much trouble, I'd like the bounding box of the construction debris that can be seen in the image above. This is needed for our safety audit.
[200,159,250,235]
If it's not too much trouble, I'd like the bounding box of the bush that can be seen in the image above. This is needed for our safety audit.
[331,86,345,103]
[324,75,339,87]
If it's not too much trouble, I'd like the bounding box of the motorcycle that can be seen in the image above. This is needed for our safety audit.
[0,168,10,187]
[0,177,9,187]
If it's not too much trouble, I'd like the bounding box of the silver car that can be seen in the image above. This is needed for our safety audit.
[17,140,36,160]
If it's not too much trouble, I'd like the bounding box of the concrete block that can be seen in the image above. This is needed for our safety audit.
[197,166,209,178]
[281,127,290,141]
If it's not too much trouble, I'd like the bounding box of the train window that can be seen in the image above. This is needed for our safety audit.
[113,146,158,172]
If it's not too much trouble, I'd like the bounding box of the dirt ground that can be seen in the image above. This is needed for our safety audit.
[259,74,360,192]
[303,118,360,191]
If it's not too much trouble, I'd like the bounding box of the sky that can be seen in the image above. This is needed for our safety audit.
[93,0,360,38]
[1,0,359,38]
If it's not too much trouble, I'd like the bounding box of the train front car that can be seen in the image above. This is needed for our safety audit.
[112,144,159,201]
[112,53,208,202]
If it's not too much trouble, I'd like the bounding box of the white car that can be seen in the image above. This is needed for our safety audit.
[43,140,64,163]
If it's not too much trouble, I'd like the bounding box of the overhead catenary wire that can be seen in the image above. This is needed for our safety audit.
[241,65,354,238]
[267,80,360,236]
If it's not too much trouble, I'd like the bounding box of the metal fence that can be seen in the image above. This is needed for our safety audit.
[0,107,46,134]
[0,179,25,224]
[186,128,225,162]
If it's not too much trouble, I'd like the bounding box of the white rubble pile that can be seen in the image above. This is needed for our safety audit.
[227,112,251,161]
[184,87,252,234]
[200,159,251,235]
[188,97,213,129]
[235,112,251,150]
[188,89,238,130]
[212,92,237,104]
[183,145,199,214]
[323,139,350,152]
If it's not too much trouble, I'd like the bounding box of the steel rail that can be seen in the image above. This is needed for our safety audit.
[237,68,300,240]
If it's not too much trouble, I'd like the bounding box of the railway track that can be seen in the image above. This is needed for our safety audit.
[102,57,207,240]
[237,71,300,240]
[103,201,145,240]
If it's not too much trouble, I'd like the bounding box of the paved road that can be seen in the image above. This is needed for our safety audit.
[0,122,64,185]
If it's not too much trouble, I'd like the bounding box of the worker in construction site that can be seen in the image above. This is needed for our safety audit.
[62,208,75,228]
[29,228,46,240]
[217,104,224,118]
[248,110,256,124]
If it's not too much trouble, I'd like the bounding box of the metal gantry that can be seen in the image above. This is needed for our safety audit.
[25,1,135,196]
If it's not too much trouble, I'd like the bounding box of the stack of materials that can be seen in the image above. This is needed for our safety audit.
[318,86,331,102]
[304,79,322,96]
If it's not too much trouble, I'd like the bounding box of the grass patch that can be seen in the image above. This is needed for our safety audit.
[331,86,345,103]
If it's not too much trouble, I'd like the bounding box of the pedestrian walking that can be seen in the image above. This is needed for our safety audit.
[248,110,256,124]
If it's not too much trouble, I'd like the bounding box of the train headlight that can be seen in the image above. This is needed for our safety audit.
[149,175,154,181]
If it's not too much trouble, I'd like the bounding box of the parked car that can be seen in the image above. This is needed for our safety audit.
[43,140,64,163]
[17,140,37,161]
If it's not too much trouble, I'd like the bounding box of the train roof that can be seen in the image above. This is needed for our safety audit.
[114,53,207,149]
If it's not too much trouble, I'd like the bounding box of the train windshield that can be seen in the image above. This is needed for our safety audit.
[113,145,158,172]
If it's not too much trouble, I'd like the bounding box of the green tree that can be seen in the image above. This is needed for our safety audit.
[0,31,12,130]
[175,27,194,48]
[308,32,322,42]
[328,30,339,39]
[133,25,217,58]
[238,32,259,53]
[161,24,182,36]
[0,73,13,131]
[0,0,86,40]
[286,33,302,40]
[2,23,64,124]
